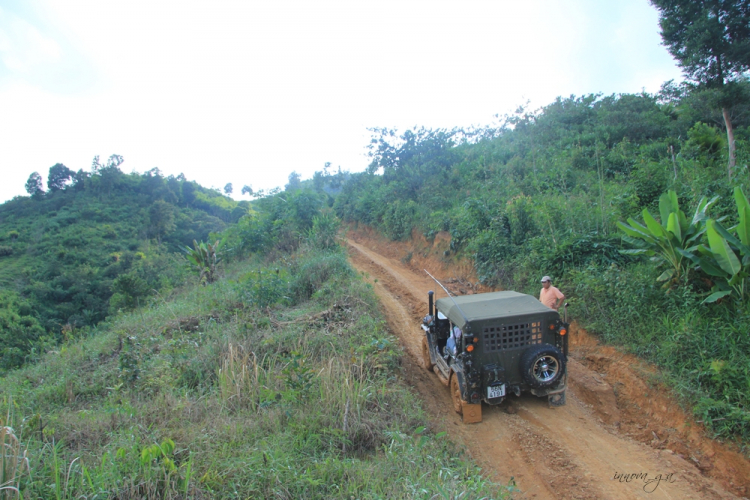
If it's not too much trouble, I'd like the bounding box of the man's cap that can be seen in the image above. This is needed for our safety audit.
[541,276,552,283]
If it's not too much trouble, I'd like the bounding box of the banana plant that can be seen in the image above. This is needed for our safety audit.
[617,190,718,283]
[677,187,750,303]
[183,239,222,284]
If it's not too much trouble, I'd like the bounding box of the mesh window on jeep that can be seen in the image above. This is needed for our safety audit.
[482,322,543,351]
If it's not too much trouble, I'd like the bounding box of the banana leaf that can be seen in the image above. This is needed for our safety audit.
[728,272,747,287]
[711,220,750,258]
[617,219,657,244]
[685,225,708,247]
[643,209,667,239]
[707,220,741,276]
[703,289,733,304]
[677,247,726,277]
[677,210,690,237]
[619,235,657,253]
[691,195,719,225]
[659,191,678,229]
[667,212,682,241]
[657,268,675,282]
[734,187,750,246]
[618,191,718,285]
[619,248,651,255]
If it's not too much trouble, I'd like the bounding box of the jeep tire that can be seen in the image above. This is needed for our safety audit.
[422,336,434,371]
[519,344,565,389]
[451,372,463,415]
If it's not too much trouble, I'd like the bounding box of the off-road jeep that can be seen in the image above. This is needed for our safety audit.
[421,289,569,423]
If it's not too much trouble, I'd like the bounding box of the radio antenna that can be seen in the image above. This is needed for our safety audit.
[424,269,470,328]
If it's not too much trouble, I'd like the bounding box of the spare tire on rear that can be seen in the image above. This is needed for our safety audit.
[519,344,565,389]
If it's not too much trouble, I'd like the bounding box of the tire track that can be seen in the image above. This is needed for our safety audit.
[347,238,740,500]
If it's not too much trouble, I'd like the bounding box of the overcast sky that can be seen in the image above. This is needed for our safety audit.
[0,0,684,203]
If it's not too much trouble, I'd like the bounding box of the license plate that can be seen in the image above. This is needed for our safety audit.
[487,384,506,399]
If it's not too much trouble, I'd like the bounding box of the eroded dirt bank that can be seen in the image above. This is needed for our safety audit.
[345,227,750,500]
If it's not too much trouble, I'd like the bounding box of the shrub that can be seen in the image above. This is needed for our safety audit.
[241,269,290,309]
[540,233,632,277]
[308,210,340,250]
[183,239,221,284]
[290,251,353,303]
[111,272,151,311]
[382,200,417,241]
[469,230,516,286]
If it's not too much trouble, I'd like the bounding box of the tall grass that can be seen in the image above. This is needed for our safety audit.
[0,248,512,499]
[569,262,750,445]
[217,344,280,412]
[1,399,28,500]
[0,427,25,499]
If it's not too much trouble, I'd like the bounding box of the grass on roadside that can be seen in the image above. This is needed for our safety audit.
[0,248,515,499]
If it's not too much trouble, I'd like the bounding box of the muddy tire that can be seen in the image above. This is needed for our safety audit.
[422,336,434,371]
[520,344,565,389]
[451,373,463,415]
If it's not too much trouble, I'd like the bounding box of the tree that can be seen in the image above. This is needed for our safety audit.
[72,169,89,191]
[285,171,301,191]
[47,163,74,191]
[365,127,459,199]
[224,183,233,195]
[91,154,124,174]
[148,200,176,242]
[241,185,253,197]
[25,172,44,196]
[650,0,750,178]
[91,154,125,196]
[111,272,151,310]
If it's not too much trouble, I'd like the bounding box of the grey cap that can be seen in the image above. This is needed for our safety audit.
[541,276,552,283]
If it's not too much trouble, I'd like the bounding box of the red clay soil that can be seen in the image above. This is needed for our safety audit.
[345,226,750,500]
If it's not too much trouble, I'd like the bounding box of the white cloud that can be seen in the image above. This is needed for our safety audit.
[0,6,62,78]
[0,0,683,203]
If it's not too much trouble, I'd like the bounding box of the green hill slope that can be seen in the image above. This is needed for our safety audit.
[0,158,249,372]
[0,186,511,499]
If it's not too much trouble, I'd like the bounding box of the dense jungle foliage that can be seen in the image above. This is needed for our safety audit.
[0,156,250,373]
[333,84,750,445]
[0,173,510,498]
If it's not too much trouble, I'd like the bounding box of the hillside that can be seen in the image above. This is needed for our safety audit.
[333,89,750,444]
[0,183,513,498]
[0,157,248,373]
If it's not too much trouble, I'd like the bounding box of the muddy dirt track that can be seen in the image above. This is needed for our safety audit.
[346,232,750,500]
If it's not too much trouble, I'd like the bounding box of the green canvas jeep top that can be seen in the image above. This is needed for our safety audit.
[421,290,569,423]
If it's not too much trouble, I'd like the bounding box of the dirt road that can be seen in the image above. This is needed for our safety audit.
[346,234,750,500]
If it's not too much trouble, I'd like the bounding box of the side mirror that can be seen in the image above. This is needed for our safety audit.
[563,302,569,323]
